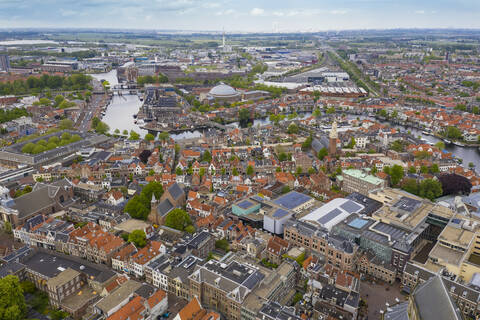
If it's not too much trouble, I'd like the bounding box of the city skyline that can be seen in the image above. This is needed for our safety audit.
[1,0,480,32]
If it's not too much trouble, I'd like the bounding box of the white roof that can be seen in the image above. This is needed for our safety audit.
[300,198,364,231]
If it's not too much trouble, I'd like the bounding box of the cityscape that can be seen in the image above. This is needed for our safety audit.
[0,2,480,320]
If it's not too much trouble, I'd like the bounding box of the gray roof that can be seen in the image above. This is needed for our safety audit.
[413,275,463,320]
[168,183,184,201]
[157,198,174,216]
[384,302,409,320]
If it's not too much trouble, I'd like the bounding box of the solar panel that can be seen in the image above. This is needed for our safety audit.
[274,191,312,210]
[237,200,254,209]
[317,208,342,225]
[340,201,363,213]
[272,208,290,219]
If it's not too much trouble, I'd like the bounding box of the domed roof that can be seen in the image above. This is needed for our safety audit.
[208,83,238,97]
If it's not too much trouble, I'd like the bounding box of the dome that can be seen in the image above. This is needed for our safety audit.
[208,83,238,97]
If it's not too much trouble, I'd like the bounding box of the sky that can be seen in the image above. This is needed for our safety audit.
[0,0,479,32]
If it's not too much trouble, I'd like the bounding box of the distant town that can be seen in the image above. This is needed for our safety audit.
[0,28,479,320]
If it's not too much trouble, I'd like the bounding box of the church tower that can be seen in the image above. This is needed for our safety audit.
[329,120,338,156]
[148,193,159,225]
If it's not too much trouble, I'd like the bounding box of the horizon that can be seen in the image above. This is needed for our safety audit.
[1,0,479,31]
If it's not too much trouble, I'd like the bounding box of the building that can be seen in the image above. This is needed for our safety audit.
[329,120,338,156]
[341,169,386,195]
[0,54,10,72]
[201,83,241,104]
[173,296,220,320]
[300,198,364,231]
[408,274,463,320]
[0,179,74,227]
[189,257,266,320]
[284,219,357,270]
[106,289,167,320]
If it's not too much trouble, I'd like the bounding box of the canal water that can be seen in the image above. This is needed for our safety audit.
[348,114,480,169]
[89,70,202,140]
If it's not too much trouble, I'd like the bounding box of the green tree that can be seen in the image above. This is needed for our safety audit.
[317,147,328,160]
[176,167,183,175]
[435,141,445,150]
[430,163,440,173]
[95,121,110,134]
[114,128,120,135]
[54,95,64,107]
[281,185,291,194]
[346,137,356,149]
[384,164,404,186]
[418,179,443,201]
[443,126,463,140]
[124,195,150,220]
[145,133,155,141]
[325,106,335,114]
[158,132,169,142]
[0,275,27,320]
[408,166,417,174]
[123,129,128,135]
[164,208,192,231]
[58,119,73,130]
[287,123,299,134]
[239,108,250,123]
[202,150,212,163]
[128,230,147,248]
[246,165,254,176]
[3,221,12,234]
[215,238,229,251]
[129,130,140,140]
[232,167,239,176]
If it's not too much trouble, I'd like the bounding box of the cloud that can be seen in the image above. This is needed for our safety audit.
[203,2,221,9]
[250,8,264,16]
[215,9,235,16]
[414,10,425,14]
[273,11,284,17]
[330,10,347,15]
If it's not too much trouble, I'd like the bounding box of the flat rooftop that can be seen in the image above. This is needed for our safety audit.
[273,191,312,210]
[23,251,115,283]
[429,243,465,267]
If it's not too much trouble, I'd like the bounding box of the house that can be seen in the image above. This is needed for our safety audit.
[173,296,220,320]
[106,190,125,206]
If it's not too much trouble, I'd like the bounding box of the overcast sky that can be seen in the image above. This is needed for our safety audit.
[1,0,479,31]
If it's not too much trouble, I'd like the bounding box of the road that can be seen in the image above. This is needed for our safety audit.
[76,79,108,132]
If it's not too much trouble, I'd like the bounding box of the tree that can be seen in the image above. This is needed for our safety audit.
[443,126,463,140]
[123,129,128,135]
[232,167,239,176]
[91,117,100,129]
[246,165,254,176]
[418,179,443,201]
[408,166,417,174]
[138,150,152,164]
[317,147,328,160]
[164,208,192,231]
[3,221,12,234]
[124,195,150,220]
[346,137,356,149]
[114,128,120,135]
[238,108,250,124]
[287,123,299,134]
[129,130,140,140]
[281,185,291,194]
[435,141,445,150]
[215,238,229,252]
[438,174,472,195]
[390,140,406,152]
[384,164,404,186]
[430,163,440,173]
[58,119,73,130]
[128,230,147,248]
[158,132,169,142]
[202,150,212,163]
[145,133,155,141]
[176,167,183,175]
[302,135,313,151]
[141,181,164,205]
[54,95,64,107]
[95,121,110,134]
[0,275,27,320]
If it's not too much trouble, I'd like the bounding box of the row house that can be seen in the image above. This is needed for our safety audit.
[112,241,166,278]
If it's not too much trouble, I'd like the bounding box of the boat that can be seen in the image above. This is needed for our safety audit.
[444,139,452,144]
[453,141,466,147]
[422,130,431,135]
[136,119,145,126]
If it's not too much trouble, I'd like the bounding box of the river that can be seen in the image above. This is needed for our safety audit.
[347,114,480,169]
[89,70,480,167]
